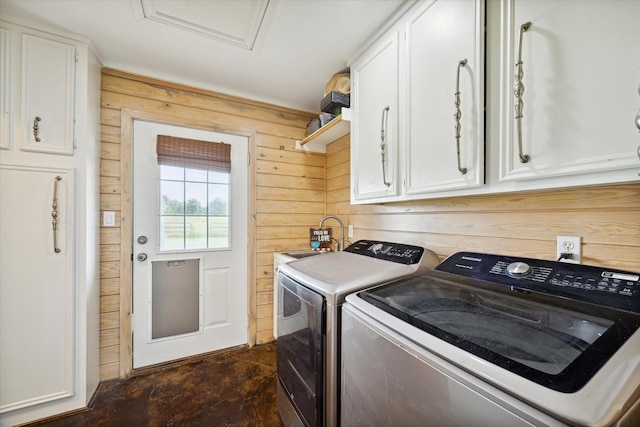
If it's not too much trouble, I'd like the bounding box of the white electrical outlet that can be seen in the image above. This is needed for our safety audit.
[348,224,354,238]
[556,236,581,264]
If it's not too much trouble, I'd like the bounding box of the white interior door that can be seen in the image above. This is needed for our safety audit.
[132,121,248,369]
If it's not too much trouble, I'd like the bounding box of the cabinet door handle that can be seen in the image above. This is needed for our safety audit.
[636,85,640,176]
[514,22,531,163]
[52,176,62,253]
[33,116,42,142]
[634,81,640,132]
[455,59,468,175]
[380,106,392,187]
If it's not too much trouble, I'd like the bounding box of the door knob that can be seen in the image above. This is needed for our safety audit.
[137,235,148,244]
[137,253,148,261]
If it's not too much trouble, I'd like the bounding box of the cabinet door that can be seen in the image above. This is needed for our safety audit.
[498,0,640,182]
[351,31,400,203]
[0,166,75,413]
[405,0,484,196]
[20,33,76,155]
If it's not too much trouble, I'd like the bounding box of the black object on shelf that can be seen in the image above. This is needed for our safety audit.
[321,91,350,114]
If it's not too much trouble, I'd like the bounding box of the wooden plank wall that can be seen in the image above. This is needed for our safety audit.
[99,67,639,381]
[99,68,319,380]
[326,135,640,271]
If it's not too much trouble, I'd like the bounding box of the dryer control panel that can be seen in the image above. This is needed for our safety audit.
[344,240,424,265]
[436,252,640,313]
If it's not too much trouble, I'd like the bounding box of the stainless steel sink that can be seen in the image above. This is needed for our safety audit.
[281,251,328,259]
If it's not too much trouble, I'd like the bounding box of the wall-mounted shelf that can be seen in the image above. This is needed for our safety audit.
[296,108,351,153]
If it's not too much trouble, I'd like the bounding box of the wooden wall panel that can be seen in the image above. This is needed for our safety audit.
[325,137,640,271]
[99,68,316,380]
[99,67,639,383]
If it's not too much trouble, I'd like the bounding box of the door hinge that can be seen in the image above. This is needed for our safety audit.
[248,152,251,165]
[74,51,79,62]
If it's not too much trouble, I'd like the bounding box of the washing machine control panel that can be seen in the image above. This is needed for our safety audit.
[344,240,424,265]
[436,252,640,313]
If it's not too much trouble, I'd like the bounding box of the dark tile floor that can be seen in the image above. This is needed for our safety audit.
[26,343,281,427]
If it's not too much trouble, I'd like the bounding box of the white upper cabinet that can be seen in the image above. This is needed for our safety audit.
[351,30,401,203]
[497,0,640,183]
[350,0,639,204]
[350,0,485,204]
[21,34,76,155]
[404,0,484,196]
[1,21,77,156]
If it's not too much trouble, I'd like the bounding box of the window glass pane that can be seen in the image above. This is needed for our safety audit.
[185,216,207,249]
[208,184,229,215]
[185,168,208,183]
[160,181,184,215]
[160,165,184,180]
[158,162,231,251]
[208,170,230,184]
[160,216,184,250]
[185,182,207,215]
[208,216,229,248]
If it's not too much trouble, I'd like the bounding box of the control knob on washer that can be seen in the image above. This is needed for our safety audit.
[506,261,532,278]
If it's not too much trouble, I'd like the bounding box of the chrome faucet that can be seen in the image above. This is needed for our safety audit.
[318,215,345,251]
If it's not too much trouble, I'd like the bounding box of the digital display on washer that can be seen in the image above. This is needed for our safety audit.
[358,273,640,393]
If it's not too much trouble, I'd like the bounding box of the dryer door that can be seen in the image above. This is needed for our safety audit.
[277,273,325,427]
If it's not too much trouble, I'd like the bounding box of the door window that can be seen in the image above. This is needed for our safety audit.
[156,134,231,251]
[159,165,230,251]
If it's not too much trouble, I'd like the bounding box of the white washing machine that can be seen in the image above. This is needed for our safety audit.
[342,252,640,426]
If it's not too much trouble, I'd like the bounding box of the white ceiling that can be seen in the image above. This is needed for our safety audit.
[0,0,411,113]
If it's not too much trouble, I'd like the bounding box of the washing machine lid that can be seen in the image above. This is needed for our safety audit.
[358,272,640,393]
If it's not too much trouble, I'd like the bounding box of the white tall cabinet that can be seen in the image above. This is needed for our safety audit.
[0,19,101,427]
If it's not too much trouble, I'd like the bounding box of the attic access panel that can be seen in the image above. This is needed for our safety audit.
[138,0,276,50]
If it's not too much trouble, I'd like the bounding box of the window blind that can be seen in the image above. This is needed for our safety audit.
[156,135,231,173]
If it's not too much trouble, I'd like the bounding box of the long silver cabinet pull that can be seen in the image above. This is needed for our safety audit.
[52,176,62,253]
[380,106,392,187]
[636,84,639,176]
[635,82,640,132]
[514,22,531,163]
[455,59,468,175]
[33,116,42,142]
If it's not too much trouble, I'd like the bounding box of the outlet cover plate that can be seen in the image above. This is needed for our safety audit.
[556,235,581,264]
